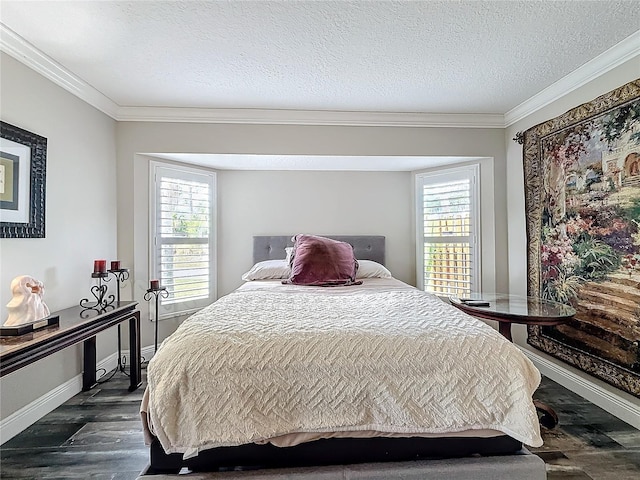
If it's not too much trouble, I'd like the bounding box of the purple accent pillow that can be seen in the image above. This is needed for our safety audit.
[287,235,359,286]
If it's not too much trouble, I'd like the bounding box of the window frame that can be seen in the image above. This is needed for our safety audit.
[149,161,217,319]
[415,163,481,296]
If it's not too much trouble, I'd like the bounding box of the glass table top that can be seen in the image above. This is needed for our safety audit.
[448,293,576,320]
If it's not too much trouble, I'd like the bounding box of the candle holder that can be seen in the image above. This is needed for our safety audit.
[80,272,115,313]
[144,285,169,352]
[108,268,130,301]
[108,268,131,376]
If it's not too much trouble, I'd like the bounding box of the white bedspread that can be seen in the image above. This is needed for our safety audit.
[146,279,542,457]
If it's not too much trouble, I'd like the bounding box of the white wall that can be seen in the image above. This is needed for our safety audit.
[505,57,640,425]
[217,169,413,295]
[0,53,118,420]
[116,123,508,349]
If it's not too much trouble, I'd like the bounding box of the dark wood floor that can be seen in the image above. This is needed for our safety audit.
[530,378,640,479]
[1,371,639,479]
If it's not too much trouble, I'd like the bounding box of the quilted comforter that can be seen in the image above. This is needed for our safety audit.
[145,279,542,457]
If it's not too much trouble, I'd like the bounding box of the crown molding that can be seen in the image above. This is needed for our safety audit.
[505,30,640,127]
[0,23,120,119]
[116,106,505,128]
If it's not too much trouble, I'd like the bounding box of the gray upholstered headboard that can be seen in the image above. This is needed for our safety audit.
[253,235,385,265]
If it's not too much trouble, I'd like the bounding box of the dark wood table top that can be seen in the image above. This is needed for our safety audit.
[448,293,575,326]
[0,301,138,358]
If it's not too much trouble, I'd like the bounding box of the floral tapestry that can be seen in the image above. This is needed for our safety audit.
[522,80,640,397]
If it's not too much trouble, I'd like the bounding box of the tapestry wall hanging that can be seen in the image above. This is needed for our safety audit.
[520,79,640,397]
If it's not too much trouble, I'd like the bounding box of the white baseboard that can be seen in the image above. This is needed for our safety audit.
[0,370,83,445]
[0,345,155,445]
[141,345,156,363]
[521,348,640,429]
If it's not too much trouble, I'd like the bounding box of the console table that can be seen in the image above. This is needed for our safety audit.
[0,301,141,392]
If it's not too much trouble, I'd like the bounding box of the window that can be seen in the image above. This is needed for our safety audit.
[150,162,216,317]
[416,164,480,297]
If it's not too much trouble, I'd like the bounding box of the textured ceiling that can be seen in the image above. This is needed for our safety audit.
[1,0,639,116]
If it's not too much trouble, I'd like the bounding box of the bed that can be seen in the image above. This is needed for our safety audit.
[140,235,545,478]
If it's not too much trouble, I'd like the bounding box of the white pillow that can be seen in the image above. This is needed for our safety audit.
[356,260,392,279]
[242,260,291,281]
[285,246,294,264]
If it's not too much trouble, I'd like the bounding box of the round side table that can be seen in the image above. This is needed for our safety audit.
[449,293,576,429]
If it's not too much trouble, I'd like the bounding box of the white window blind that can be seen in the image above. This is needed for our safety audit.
[151,163,216,317]
[416,165,480,297]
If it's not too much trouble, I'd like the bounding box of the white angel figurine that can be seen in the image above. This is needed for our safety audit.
[4,275,50,326]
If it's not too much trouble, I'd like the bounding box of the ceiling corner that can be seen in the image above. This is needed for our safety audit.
[0,22,120,120]
[504,30,640,127]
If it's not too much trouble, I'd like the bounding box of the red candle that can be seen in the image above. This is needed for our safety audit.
[110,260,121,271]
[94,260,107,274]
[150,279,160,290]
